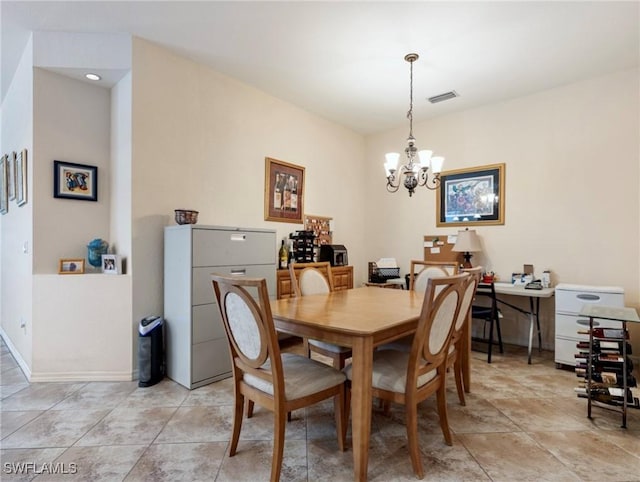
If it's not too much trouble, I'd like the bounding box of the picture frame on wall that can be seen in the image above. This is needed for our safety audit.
[8,151,16,201]
[53,160,97,202]
[436,163,505,227]
[101,254,122,275]
[59,258,85,274]
[264,157,305,224]
[16,149,27,206]
[0,154,8,215]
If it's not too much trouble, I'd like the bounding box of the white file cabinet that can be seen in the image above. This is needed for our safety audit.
[554,283,624,368]
[164,225,276,388]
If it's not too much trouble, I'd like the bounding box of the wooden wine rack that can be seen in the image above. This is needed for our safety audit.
[577,305,639,428]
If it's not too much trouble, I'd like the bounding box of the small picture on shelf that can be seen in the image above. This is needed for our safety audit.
[59,258,85,274]
[101,254,123,275]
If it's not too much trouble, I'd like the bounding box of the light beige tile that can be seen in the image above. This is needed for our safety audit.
[0,448,67,482]
[180,378,235,407]
[124,442,227,481]
[1,367,27,386]
[33,445,147,481]
[216,439,307,482]
[446,398,522,434]
[155,406,234,443]
[458,432,581,481]
[1,411,44,440]
[118,379,188,409]
[1,410,108,449]
[530,430,640,481]
[75,407,177,446]
[598,429,640,457]
[1,383,87,411]
[54,382,138,410]
[1,383,30,400]
[489,397,594,431]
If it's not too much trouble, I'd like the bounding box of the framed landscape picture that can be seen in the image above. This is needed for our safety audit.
[436,163,505,227]
[264,157,305,224]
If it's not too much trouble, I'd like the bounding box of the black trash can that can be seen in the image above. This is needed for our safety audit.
[138,316,164,387]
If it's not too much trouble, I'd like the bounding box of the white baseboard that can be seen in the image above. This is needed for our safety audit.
[29,371,134,383]
[0,327,32,380]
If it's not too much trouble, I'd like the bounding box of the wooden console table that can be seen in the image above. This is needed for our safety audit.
[276,265,353,299]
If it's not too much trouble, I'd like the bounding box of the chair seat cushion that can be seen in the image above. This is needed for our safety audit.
[309,339,352,354]
[343,350,436,393]
[377,335,412,353]
[243,353,346,400]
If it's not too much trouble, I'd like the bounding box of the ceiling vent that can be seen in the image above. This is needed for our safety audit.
[428,90,459,104]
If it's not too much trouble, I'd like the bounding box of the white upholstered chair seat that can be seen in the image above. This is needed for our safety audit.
[244,353,346,399]
[344,350,436,393]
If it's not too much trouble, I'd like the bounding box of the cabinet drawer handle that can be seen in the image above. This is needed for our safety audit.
[576,294,600,301]
[230,234,246,242]
[230,268,246,276]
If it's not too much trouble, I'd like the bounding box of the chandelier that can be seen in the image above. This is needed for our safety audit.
[384,53,444,197]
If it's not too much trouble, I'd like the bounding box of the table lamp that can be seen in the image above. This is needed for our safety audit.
[452,228,482,268]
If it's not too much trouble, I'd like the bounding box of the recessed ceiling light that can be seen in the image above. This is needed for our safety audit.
[85,73,101,81]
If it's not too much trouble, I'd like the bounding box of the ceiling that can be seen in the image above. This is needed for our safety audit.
[2,1,639,135]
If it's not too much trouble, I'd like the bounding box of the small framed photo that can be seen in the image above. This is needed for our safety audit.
[53,160,97,202]
[101,254,122,274]
[59,258,85,274]
[0,154,7,215]
[16,149,27,207]
[8,151,16,201]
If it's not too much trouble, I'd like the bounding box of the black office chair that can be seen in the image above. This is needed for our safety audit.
[471,281,504,363]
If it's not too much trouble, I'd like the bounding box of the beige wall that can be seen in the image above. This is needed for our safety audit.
[365,68,640,350]
[129,38,367,329]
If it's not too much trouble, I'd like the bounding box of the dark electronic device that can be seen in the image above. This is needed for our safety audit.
[319,244,348,266]
[525,280,543,290]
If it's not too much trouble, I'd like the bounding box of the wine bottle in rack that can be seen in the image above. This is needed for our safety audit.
[575,370,637,387]
[577,327,628,339]
[576,340,633,354]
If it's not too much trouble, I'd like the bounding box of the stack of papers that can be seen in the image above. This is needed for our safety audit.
[376,258,398,268]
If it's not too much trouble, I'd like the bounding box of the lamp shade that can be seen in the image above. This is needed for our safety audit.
[452,229,482,253]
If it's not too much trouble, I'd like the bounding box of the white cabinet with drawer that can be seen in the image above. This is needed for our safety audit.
[164,225,276,388]
[554,283,624,368]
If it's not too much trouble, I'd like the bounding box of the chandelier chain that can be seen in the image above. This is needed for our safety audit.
[407,57,414,140]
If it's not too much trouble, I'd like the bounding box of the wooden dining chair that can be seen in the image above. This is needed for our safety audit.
[409,260,460,292]
[211,274,346,482]
[288,262,352,369]
[447,267,482,405]
[345,273,468,479]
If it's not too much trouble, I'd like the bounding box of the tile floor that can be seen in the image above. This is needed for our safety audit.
[1,338,639,481]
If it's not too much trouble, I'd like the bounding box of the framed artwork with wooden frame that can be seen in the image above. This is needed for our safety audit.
[436,163,505,227]
[59,258,85,274]
[53,160,98,202]
[264,157,305,224]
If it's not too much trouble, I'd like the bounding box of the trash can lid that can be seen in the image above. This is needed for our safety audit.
[139,316,163,335]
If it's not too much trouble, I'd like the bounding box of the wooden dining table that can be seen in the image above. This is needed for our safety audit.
[270,286,472,482]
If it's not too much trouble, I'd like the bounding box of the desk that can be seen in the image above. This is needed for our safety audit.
[270,287,470,481]
[492,283,555,364]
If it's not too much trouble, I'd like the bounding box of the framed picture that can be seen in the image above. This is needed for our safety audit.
[8,151,16,201]
[264,157,305,223]
[436,163,505,227]
[101,254,122,275]
[16,149,27,206]
[53,160,97,202]
[0,154,8,215]
[59,258,85,274]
